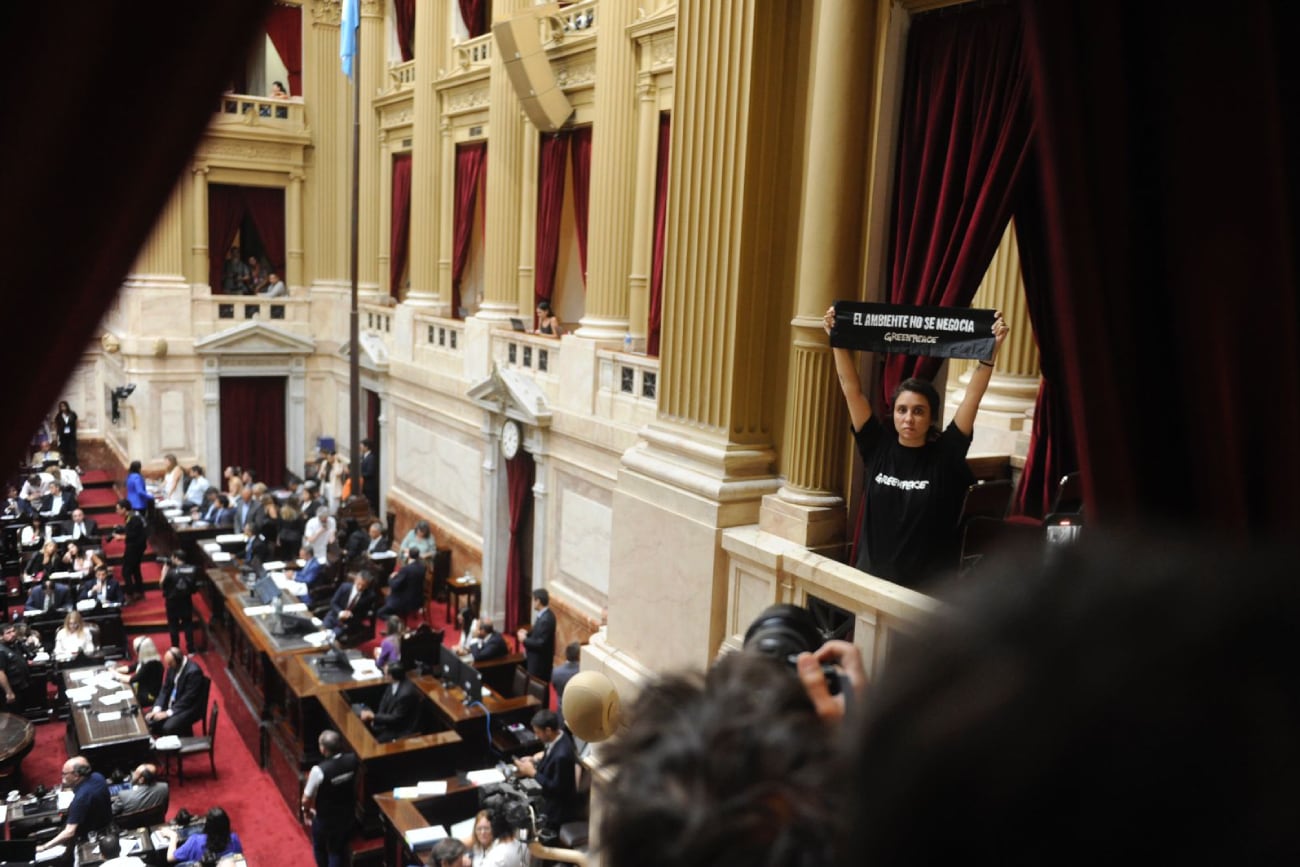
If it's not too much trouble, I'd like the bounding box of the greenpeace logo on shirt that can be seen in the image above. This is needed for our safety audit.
[875,473,930,492]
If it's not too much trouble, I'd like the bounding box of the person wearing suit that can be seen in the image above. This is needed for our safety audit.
[321,572,378,641]
[66,508,100,542]
[231,487,264,536]
[359,663,422,742]
[79,564,124,606]
[25,580,71,615]
[146,648,206,736]
[518,588,557,682]
[112,499,148,602]
[377,549,424,618]
[55,401,78,469]
[241,521,273,564]
[359,438,380,512]
[467,618,509,662]
[512,710,579,830]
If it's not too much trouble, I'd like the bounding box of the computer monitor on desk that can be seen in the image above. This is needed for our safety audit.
[253,574,280,606]
[457,657,483,705]
[0,838,38,863]
[400,626,444,675]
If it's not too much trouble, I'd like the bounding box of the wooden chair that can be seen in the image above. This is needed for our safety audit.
[171,701,219,784]
[1051,471,1083,515]
[959,479,1014,524]
[512,665,530,698]
[117,796,170,830]
[526,674,550,708]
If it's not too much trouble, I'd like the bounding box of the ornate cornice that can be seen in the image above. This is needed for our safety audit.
[310,0,340,26]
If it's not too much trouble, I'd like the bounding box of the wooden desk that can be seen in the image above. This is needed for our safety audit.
[62,669,150,776]
[373,776,486,866]
[0,713,34,787]
[445,574,480,622]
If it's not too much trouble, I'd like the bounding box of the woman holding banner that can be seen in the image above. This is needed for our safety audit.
[824,305,1008,588]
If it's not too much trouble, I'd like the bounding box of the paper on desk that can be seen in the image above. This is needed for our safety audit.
[203,542,221,552]
[404,826,443,848]
[154,735,181,750]
[0,803,8,824]
[123,837,144,855]
[465,769,506,785]
[262,560,287,571]
[393,786,422,799]
[284,602,308,613]
[216,533,246,544]
[449,816,476,840]
[348,660,383,680]
[97,711,122,722]
[416,780,448,795]
[245,604,273,616]
[368,550,397,560]
[57,790,73,809]
[171,516,193,525]
[285,582,308,597]
[66,687,95,702]
[211,551,233,563]
[67,669,95,683]
[94,673,122,689]
[35,844,65,862]
[305,631,333,647]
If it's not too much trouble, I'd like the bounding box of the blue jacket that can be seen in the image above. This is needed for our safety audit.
[125,472,150,510]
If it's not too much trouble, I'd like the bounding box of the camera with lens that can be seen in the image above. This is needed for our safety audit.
[742,604,842,696]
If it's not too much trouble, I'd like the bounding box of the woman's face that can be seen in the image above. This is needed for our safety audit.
[43,541,56,557]
[67,614,82,630]
[893,390,932,447]
[474,818,492,846]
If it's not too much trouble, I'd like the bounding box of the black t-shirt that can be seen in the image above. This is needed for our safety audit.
[0,642,29,692]
[853,416,974,588]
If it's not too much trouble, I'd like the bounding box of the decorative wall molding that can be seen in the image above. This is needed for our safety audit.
[310,0,340,26]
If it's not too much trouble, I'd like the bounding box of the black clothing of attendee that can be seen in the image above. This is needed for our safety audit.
[344,525,369,561]
[534,730,580,830]
[470,630,508,662]
[0,642,29,706]
[119,509,148,597]
[152,657,206,736]
[523,607,556,682]
[26,582,70,613]
[130,658,164,707]
[57,408,78,468]
[852,417,974,588]
[79,576,124,606]
[378,559,424,618]
[310,748,359,866]
[371,677,422,742]
[322,581,378,640]
[278,514,306,560]
[360,448,379,511]
[161,564,197,653]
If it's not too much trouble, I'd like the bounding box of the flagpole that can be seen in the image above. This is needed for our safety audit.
[348,10,361,509]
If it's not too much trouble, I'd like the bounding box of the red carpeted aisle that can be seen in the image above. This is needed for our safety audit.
[20,634,312,866]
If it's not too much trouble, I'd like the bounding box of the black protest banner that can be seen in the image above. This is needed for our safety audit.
[829,302,997,360]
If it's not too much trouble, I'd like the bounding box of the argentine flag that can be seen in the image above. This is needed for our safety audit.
[340,0,360,78]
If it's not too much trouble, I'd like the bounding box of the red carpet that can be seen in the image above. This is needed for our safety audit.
[20,634,312,866]
[79,470,115,486]
[101,537,154,559]
[78,488,120,510]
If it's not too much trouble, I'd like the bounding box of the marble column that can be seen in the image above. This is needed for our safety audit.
[944,220,1041,456]
[286,171,304,290]
[530,447,549,597]
[479,0,529,323]
[765,0,875,550]
[625,74,658,345]
[406,0,445,308]
[357,0,385,296]
[190,165,211,290]
[604,0,801,673]
[575,0,638,340]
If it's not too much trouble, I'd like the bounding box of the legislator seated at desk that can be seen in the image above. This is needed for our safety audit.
[34,755,113,855]
[146,648,206,736]
[62,508,100,543]
[359,662,423,743]
[322,572,378,642]
[79,564,124,607]
[111,763,169,818]
[53,610,98,662]
[378,549,425,619]
[463,619,508,663]
[25,580,71,616]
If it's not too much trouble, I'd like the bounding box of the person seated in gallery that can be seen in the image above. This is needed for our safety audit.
[259,271,287,297]
[146,647,207,736]
[3,485,25,519]
[221,246,249,295]
[359,662,422,743]
[64,507,100,542]
[463,617,508,663]
[321,571,378,642]
[377,548,424,619]
[25,576,71,615]
[79,563,124,606]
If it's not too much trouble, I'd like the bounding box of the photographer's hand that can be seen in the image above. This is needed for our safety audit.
[797,639,867,724]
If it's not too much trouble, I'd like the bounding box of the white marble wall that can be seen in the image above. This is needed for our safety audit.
[558,486,613,595]
[393,412,483,531]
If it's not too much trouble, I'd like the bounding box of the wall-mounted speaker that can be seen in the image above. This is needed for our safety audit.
[492,6,574,133]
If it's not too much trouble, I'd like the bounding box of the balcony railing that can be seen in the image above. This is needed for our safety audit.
[212,94,305,130]
[496,331,560,378]
[388,59,416,92]
[595,348,658,425]
[544,0,598,45]
[454,33,493,71]
[194,297,312,336]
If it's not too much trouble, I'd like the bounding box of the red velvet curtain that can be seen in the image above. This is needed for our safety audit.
[881,4,1035,408]
[534,133,571,315]
[242,186,286,274]
[1021,0,1300,530]
[504,451,535,635]
[1009,163,1077,518]
[390,153,413,300]
[394,0,416,61]
[208,185,247,291]
[648,113,671,357]
[569,127,593,287]
[458,0,487,39]
[264,3,302,95]
[452,142,488,318]
[219,377,287,487]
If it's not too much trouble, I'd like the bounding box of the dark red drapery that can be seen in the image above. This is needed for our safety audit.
[882,4,1034,408]
[394,0,416,61]
[452,142,487,318]
[1010,162,1077,518]
[648,113,671,357]
[458,0,487,39]
[242,186,286,274]
[264,3,302,95]
[569,127,593,287]
[208,185,248,291]
[504,451,535,636]
[1021,0,1300,530]
[390,153,413,300]
[534,133,571,316]
[219,377,287,488]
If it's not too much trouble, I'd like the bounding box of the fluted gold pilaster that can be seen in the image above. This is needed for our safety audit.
[306,3,348,284]
[190,166,210,288]
[575,0,639,340]
[286,171,304,290]
[377,130,393,294]
[357,0,385,295]
[131,181,186,280]
[516,126,538,316]
[436,118,455,310]
[407,0,444,307]
[480,0,529,322]
[626,74,658,343]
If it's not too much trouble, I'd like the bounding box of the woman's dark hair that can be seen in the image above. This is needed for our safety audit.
[890,377,942,435]
[537,300,552,313]
[129,460,142,474]
[272,80,286,92]
[201,807,232,855]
